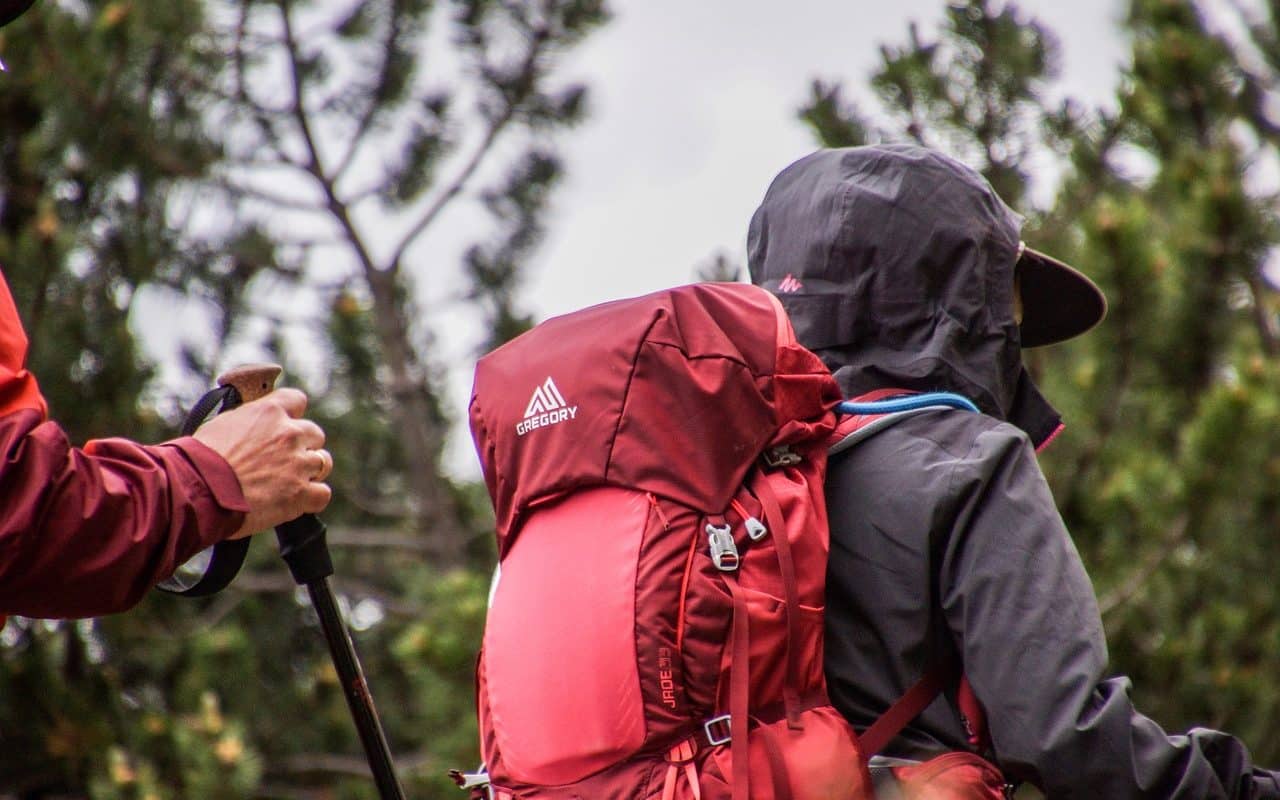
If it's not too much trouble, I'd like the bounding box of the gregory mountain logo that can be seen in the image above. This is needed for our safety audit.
[516,377,579,436]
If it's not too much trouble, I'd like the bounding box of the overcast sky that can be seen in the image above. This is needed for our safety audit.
[430,0,1130,474]
[524,0,1126,315]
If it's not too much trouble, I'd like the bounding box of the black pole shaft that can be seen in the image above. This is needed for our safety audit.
[307,576,407,800]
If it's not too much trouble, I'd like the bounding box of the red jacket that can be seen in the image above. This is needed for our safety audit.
[0,271,247,620]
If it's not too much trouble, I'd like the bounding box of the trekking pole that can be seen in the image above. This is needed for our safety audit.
[159,364,407,800]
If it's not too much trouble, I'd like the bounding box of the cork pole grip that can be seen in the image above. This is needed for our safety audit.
[217,363,283,402]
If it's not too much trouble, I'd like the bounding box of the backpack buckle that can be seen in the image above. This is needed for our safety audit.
[705,523,739,571]
[762,445,801,468]
[449,765,493,799]
[704,714,732,746]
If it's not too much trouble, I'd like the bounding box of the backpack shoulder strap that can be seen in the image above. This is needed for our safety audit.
[857,663,950,757]
[834,389,990,758]
[858,664,993,759]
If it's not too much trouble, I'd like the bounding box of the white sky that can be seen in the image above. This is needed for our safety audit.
[524,0,1126,315]
[433,0,1130,475]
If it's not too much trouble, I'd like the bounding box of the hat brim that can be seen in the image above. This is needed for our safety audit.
[1018,247,1107,347]
[0,0,33,28]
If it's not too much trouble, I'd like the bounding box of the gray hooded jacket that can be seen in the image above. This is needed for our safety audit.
[748,145,1280,798]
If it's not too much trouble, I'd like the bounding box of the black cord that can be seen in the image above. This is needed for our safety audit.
[156,384,251,597]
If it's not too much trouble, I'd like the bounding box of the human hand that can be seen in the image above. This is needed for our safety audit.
[192,388,333,538]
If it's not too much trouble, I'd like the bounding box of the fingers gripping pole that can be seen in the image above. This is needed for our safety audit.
[155,366,284,597]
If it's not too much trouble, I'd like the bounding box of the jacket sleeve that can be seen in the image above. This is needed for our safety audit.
[0,271,248,619]
[940,423,1280,799]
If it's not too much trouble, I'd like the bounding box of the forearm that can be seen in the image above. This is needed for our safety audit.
[0,409,248,617]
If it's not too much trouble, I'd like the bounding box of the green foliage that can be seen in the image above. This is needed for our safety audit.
[0,0,603,797]
[799,0,1280,770]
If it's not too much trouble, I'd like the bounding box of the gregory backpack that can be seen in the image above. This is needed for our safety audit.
[463,283,1005,800]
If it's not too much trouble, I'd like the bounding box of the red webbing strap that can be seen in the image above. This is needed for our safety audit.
[957,674,990,752]
[858,663,949,757]
[662,740,702,800]
[753,476,803,729]
[726,578,751,800]
[756,721,794,799]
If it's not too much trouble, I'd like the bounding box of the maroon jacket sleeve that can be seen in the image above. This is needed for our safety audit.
[0,270,249,619]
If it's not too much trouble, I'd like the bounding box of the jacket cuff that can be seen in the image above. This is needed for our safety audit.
[162,436,251,516]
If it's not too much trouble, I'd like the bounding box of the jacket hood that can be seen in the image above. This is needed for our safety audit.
[747,144,1062,448]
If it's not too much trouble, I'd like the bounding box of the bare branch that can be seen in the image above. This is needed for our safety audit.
[386,106,515,271]
[231,2,293,165]
[278,0,382,282]
[386,23,555,271]
[217,178,330,212]
[332,8,407,181]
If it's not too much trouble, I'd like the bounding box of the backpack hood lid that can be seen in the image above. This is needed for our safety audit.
[469,283,841,545]
[747,144,1063,447]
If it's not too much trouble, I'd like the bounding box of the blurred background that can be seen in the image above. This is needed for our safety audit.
[2,0,1280,797]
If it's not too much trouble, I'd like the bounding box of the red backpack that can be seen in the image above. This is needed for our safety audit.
[462,283,1005,800]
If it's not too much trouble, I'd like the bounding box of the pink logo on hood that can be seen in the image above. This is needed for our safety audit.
[777,274,804,293]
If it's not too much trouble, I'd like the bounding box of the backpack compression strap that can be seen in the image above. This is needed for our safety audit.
[834,390,992,758]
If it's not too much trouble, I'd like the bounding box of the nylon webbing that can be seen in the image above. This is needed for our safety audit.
[753,476,803,729]
[858,664,950,757]
[727,578,750,800]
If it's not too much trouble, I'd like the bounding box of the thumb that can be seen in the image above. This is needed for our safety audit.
[259,387,308,418]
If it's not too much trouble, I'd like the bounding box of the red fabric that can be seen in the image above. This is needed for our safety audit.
[0,270,248,619]
[469,283,840,553]
[727,578,751,800]
[0,272,47,420]
[753,476,803,729]
[470,286,1001,799]
[702,708,873,800]
[892,752,1006,799]
[483,486,647,784]
[956,675,989,751]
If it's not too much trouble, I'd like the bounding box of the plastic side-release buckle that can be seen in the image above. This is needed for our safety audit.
[706,523,739,571]
[761,444,801,468]
[704,714,732,746]
[449,765,494,799]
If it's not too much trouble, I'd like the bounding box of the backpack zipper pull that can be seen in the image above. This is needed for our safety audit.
[706,520,739,571]
[731,497,768,542]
